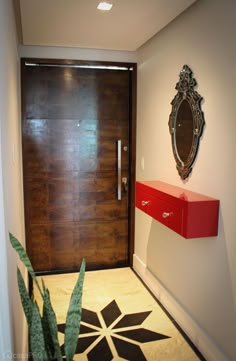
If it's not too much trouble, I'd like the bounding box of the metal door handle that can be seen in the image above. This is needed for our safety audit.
[162,212,171,218]
[117,140,122,200]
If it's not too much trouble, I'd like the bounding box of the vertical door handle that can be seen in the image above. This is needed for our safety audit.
[117,139,122,200]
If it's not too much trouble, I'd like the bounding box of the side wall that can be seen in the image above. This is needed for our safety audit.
[135,0,236,360]
[0,0,26,359]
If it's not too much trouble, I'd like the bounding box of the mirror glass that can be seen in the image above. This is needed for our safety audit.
[169,65,205,179]
[176,99,193,163]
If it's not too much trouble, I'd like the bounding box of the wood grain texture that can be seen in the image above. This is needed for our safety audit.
[21,60,136,272]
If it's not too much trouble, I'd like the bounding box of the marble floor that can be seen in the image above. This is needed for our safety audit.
[35,267,203,361]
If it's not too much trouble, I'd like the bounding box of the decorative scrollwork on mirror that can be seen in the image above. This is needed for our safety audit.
[168,65,205,180]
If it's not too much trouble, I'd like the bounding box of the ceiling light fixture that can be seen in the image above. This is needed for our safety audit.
[97,2,113,11]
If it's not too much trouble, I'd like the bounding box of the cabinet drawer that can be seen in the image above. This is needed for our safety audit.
[136,180,219,238]
[136,188,182,234]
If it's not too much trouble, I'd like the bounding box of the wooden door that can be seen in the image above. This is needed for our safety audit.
[21,59,136,273]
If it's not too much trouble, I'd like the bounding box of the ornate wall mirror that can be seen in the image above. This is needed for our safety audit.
[169,65,205,179]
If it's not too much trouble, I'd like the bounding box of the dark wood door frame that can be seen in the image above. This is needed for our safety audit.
[21,57,137,269]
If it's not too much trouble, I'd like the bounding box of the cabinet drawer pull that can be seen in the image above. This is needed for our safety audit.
[141,200,150,206]
[162,212,171,218]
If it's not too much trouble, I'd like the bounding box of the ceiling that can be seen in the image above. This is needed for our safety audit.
[18,0,197,51]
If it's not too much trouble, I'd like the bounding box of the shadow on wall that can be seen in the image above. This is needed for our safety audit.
[146,209,236,359]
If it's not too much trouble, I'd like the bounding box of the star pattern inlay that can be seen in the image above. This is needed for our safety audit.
[58,299,170,361]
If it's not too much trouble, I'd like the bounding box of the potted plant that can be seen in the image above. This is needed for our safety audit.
[9,232,86,361]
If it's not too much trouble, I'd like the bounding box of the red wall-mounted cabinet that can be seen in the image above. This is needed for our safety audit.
[136,181,219,239]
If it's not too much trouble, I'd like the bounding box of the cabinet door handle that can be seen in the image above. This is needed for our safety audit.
[162,212,171,218]
[141,200,150,206]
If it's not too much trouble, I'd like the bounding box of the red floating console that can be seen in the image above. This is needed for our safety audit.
[136,181,219,238]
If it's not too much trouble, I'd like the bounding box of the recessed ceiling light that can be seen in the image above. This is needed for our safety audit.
[97,2,113,11]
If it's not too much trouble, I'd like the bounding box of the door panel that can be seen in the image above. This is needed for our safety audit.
[22,62,134,272]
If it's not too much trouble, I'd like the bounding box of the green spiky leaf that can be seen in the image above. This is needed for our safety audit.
[64,258,86,361]
[30,302,48,361]
[42,304,54,360]
[17,267,33,325]
[9,232,43,297]
[43,288,63,361]
[41,278,53,357]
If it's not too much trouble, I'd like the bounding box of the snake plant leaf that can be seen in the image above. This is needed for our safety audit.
[42,279,46,293]
[30,302,48,361]
[9,232,43,298]
[41,276,53,357]
[17,267,33,325]
[43,288,63,361]
[64,258,86,361]
[42,302,54,360]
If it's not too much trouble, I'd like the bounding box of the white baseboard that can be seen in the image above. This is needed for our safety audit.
[133,253,229,361]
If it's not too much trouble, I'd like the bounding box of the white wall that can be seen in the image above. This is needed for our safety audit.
[135,0,236,360]
[0,0,26,359]
[19,44,137,63]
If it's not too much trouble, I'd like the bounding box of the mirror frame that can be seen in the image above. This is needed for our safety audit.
[168,65,205,180]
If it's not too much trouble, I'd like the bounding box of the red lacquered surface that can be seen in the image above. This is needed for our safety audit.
[136,181,219,238]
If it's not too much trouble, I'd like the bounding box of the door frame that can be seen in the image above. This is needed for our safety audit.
[21,58,137,268]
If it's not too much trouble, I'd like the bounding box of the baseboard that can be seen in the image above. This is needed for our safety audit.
[133,254,229,361]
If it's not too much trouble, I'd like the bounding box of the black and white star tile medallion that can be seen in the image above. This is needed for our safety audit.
[58,299,170,361]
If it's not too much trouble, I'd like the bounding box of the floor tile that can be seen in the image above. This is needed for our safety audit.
[35,267,201,361]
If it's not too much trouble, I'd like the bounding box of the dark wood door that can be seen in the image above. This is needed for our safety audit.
[21,60,136,273]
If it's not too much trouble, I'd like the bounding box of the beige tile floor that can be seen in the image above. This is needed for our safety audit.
[35,267,201,361]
